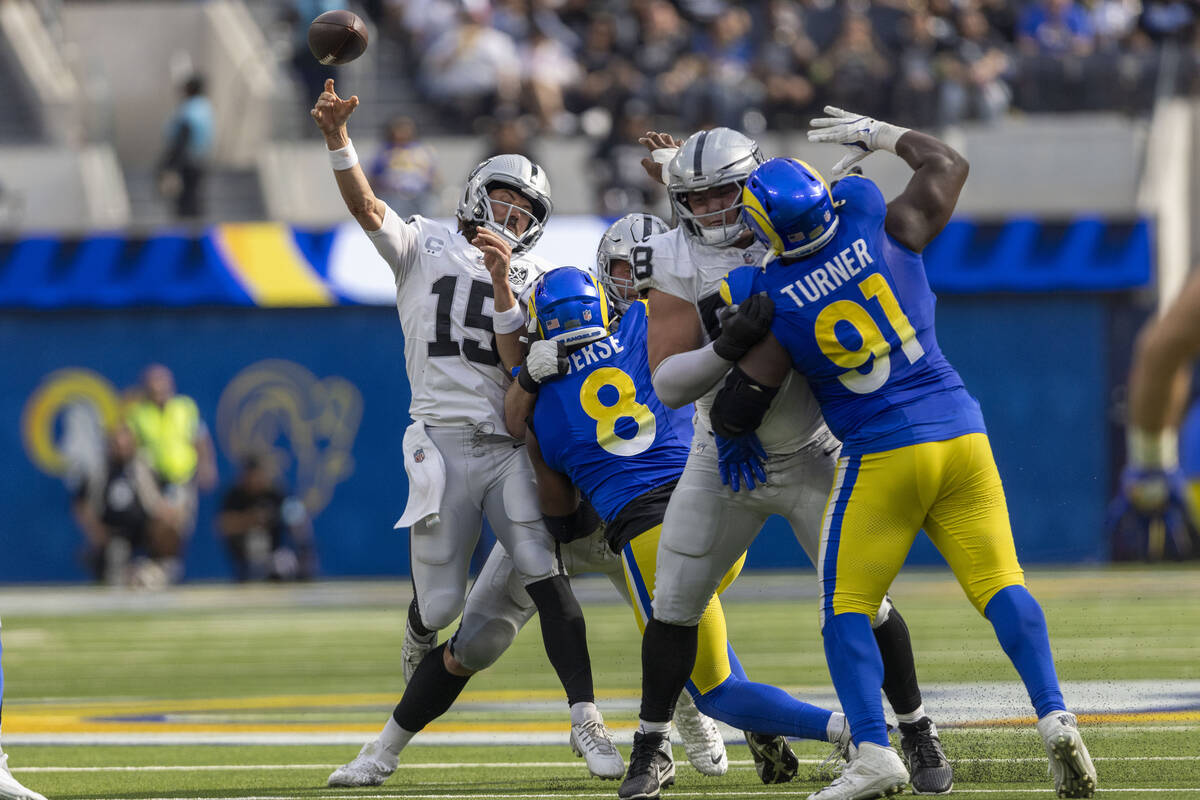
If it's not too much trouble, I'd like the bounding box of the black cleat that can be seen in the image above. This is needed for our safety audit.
[618,731,675,800]
[745,732,800,784]
[899,717,953,795]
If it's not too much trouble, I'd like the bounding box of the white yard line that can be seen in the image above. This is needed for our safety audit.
[92,790,1200,800]
[17,755,1200,772]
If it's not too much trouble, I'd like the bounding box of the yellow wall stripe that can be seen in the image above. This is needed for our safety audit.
[215,223,334,307]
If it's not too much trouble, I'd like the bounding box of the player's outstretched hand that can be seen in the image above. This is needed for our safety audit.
[808,106,906,177]
[713,292,774,362]
[310,78,359,135]
[715,433,768,492]
[517,340,570,393]
[472,228,513,286]
[1105,465,1199,561]
[639,130,683,184]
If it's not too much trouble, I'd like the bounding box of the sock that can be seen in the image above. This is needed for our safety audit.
[874,603,923,717]
[826,711,848,742]
[524,575,594,706]
[895,705,927,725]
[570,701,599,726]
[407,597,433,638]
[695,673,833,741]
[379,715,415,755]
[639,719,671,735]
[639,618,698,722]
[392,643,471,732]
[985,585,1065,719]
[823,612,890,747]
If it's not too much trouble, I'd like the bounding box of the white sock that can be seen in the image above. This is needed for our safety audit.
[379,716,415,755]
[826,711,848,742]
[895,705,927,725]
[570,701,600,726]
[639,718,671,735]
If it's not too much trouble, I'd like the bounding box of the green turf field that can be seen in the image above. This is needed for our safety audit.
[1,565,1197,800]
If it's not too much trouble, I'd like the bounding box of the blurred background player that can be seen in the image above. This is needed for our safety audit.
[124,363,218,584]
[505,265,854,800]
[309,79,615,781]
[1106,265,1200,560]
[367,117,439,218]
[718,110,1097,799]
[628,128,950,794]
[0,626,47,800]
[217,454,316,582]
[69,424,176,586]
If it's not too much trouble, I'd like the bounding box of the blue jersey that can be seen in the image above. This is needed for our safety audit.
[750,175,986,455]
[532,301,693,522]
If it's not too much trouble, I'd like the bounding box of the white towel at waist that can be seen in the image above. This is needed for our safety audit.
[395,420,447,529]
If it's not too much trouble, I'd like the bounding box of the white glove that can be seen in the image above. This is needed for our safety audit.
[526,339,569,383]
[807,106,911,178]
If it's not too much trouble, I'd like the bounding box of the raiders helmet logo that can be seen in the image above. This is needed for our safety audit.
[508,263,528,287]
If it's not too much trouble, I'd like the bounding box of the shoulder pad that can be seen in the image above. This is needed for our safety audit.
[718,265,761,307]
[832,174,887,218]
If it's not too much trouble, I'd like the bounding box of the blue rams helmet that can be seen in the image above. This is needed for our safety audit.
[741,158,839,259]
[528,267,611,346]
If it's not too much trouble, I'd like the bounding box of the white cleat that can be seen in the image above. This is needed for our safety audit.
[570,713,625,780]
[401,621,437,685]
[0,754,48,800]
[673,692,727,776]
[327,739,399,787]
[807,742,908,800]
[1037,712,1097,798]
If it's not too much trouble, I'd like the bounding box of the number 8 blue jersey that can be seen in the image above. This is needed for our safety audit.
[531,301,693,523]
[749,175,986,455]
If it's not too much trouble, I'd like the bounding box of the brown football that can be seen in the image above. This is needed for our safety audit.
[307,10,369,66]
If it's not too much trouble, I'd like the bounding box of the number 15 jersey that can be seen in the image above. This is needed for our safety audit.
[751,175,986,456]
[368,206,553,429]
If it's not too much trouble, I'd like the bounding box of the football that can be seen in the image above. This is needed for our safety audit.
[307,9,369,66]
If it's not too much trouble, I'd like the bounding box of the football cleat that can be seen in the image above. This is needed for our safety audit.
[745,731,800,784]
[401,620,437,685]
[618,730,675,800]
[0,754,48,800]
[569,714,625,780]
[673,692,727,776]
[1037,712,1097,798]
[898,717,953,795]
[327,739,399,787]
[807,742,909,800]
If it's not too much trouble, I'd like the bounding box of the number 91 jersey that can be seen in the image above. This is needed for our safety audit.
[367,209,553,430]
[530,301,693,523]
[751,175,986,456]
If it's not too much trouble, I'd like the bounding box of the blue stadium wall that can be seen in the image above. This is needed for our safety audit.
[0,216,1151,582]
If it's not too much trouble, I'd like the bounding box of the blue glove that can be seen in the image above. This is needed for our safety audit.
[1105,465,1199,561]
[715,433,768,493]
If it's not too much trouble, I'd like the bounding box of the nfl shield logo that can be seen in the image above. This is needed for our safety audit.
[582,309,592,321]
[414,449,425,463]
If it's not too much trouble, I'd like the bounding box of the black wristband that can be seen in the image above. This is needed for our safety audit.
[517,365,540,394]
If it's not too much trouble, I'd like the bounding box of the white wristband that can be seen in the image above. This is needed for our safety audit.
[493,303,526,335]
[328,139,359,171]
[872,123,911,154]
[1128,426,1179,470]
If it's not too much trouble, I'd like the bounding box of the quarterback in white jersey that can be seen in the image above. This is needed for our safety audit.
[310,80,620,785]
[621,128,952,796]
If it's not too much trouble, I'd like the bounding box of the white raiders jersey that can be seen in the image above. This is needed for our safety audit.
[368,207,553,430]
[637,226,827,454]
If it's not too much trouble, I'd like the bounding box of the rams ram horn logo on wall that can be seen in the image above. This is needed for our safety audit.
[22,368,122,479]
[216,359,363,516]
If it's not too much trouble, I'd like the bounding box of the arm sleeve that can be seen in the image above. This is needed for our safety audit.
[651,342,733,408]
[365,204,421,284]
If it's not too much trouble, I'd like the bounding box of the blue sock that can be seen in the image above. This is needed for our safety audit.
[823,612,890,747]
[726,644,748,681]
[693,657,832,741]
[985,585,1065,719]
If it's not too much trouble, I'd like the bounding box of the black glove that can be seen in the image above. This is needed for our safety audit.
[713,292,775,361]
[517,340,569,392]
